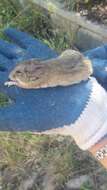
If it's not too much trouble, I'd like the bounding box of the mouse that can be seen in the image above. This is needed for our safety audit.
[5,49,93,89]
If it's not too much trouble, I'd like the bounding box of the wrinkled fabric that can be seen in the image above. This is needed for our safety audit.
[84,45,107,89]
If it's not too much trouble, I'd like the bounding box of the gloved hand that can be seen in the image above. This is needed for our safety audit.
[0,28,107,151]
[84,45,107,90]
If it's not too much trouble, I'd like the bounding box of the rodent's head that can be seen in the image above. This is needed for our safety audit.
[7,60,47,89]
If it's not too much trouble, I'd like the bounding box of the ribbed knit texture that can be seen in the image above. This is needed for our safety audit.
[41,77,107,150]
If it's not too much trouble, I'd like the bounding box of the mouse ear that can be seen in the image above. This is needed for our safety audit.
[60,50,82,58]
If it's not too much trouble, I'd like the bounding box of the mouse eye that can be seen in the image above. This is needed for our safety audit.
[16,70,22,74]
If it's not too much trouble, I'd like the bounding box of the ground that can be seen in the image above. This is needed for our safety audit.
[0,133,107,190]
[60,0,107,25]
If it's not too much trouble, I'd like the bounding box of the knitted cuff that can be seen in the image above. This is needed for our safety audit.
[39,78,107,150]
[69,77,107,150]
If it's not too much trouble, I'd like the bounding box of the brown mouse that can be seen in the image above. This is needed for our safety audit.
[5,50,92,89]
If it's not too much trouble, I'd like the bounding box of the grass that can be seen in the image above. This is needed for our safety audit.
[0,0,72,53]
[0,132,107,190]
[0,0,107,189]
[0,132,104,190]
[58,0,106,11]
[0,93,12,107]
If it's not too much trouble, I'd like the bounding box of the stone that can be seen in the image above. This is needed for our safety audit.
[66,175,91,189]
[76,28,105,51]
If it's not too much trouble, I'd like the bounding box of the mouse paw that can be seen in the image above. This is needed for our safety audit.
[4,81,17,87]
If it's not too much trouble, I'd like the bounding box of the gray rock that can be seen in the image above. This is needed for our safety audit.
[33,0,107,51]
[75,28,105,51]
[66,175,90,189]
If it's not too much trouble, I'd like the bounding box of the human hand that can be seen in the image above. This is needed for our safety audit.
[0,28,107,154]
[84,45,107,90]
[0,27,91,136]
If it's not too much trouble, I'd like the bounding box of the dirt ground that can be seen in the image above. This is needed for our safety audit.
[78,1,107,25]
[62,0,107,25]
